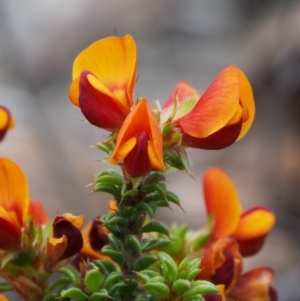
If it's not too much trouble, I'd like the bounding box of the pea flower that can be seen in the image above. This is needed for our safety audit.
[0,158,29,250]
[228,267,277,301]
[69,35,137,131]
[198,237,243,292]
[109,98,165,177]
[161,65,255,149]
[203,167,276,256]
[0,106,14,141]
[47,213,84,266]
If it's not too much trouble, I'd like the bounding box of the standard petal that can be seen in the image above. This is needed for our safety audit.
[232,206,276,240]
[79,71,130,131]
[203,168,242,239]
[236,68,255,140]
[0,158,29,227]
[163,81,198,109]
[229,267,277,301]
[177,66,240,138]
[71,34,137,109]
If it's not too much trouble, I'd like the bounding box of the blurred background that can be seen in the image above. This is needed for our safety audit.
[1,0,300,300]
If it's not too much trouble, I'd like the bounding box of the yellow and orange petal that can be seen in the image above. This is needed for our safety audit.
[69,34,137,110]
[0,106,14,141]
[203,168,242,240]
[110,98,164,177]
[0,294,8,301]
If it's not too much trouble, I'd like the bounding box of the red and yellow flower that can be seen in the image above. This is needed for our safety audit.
[0,158,29,250]
[203,167,275,256]
[69,35,137,131]
[109,98,165,177]
[0,106,14,141]
[161,65,255,149]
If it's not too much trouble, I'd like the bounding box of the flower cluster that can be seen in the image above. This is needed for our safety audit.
[0,34,277,301]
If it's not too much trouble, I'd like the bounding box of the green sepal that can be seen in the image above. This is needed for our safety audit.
[93,259,117,275]
[103,271,123,289]
[184,281,219,298]
[122,188,139,198]
[178,257,189,271]
[189,258,201,271]
[177,146,193,175]
[91,289,109,301]
[0,282,12,292]
[61,288,89,301]
[101,246,123,265]
[125,235,141,251]
[190,216,214,250]
[134,255,157,271]
[162,224,188,256]
[172,279,191,294]
[164,150,184,170]
[145,172,165,184]
[141,238,170,252]
[85,268,103,293]
[95,142,112,154]
[162,123,173,137]
[11,248,35,266]
[142,221,169,237]
[158,252,178,282]
[59,266,79,286]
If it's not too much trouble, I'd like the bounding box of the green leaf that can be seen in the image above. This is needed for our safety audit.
[172,279,191,294]
[158,252,178,282]
[85,268,103,293]
[164,151,184,170]
[103,271,123,289]
[125,235,141,251]
[136,202,155,218]
[91,289,109,301]
[147,282,170,299]
[184,281,219,298]
[141,238,170,252]
[59,266,79,286]
[134,255,157,271]
[93,259,117,275]
[61,288,89,301]
[101,246,123,265]
[145,172,166,184]
[142,221,169,237]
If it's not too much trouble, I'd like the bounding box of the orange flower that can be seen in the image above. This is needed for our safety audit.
[110,98,164,177]
[69,35,137,131]
[228,267,277,301]
[203,168,276,256]
[47,214,84,266]
[0,158,29,250]
[0,106,14,141]
[162,65,255,149]
[0,294,8,301]
[198,237,243,293]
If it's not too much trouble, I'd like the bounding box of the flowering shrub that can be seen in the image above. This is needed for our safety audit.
[0,35,277,301]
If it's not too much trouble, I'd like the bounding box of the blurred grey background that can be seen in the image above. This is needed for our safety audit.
[1,0,300,300]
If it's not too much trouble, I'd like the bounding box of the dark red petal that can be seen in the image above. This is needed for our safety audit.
[79,70,129,131]
[182,120,242,150]
[270,287,278,301]
[124,131,151,177]
[0,217,21,250]
[211,250,235,289]
[53,216,83,260]
[237,235,267,257]
[89,218,109,252]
